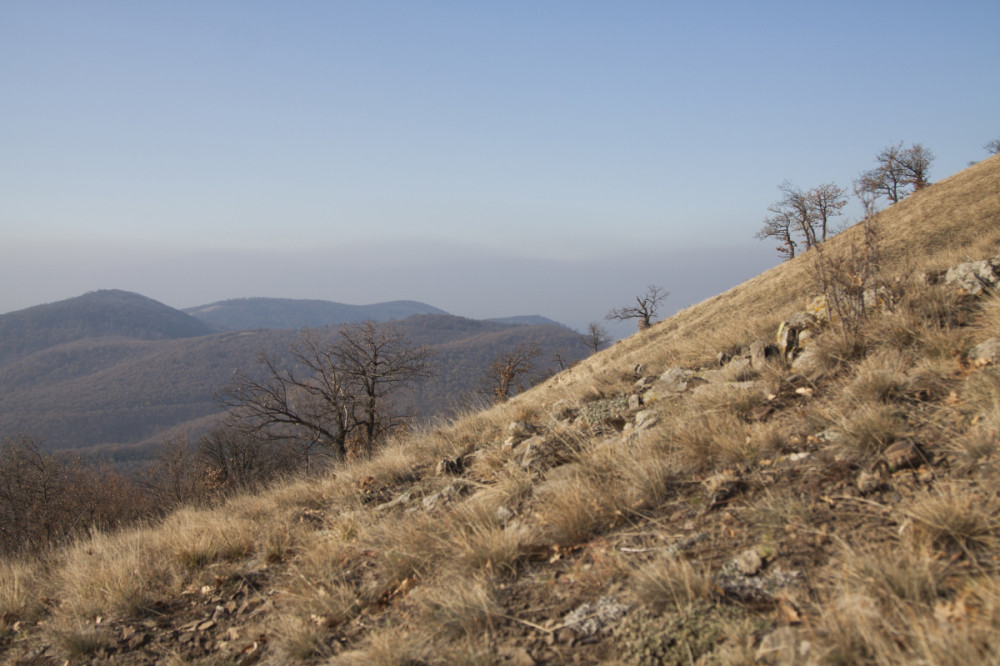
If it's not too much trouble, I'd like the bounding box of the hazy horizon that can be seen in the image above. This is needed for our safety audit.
[2,2,997,339]
[0,237,779,338]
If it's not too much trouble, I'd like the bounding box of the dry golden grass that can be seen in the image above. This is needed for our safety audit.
[3,156,1000,664]
[55,528,178,620]
[629,556,714,612]
[0,559,43,628]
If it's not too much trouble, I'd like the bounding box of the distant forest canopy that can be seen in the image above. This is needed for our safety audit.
[0,291,587,465]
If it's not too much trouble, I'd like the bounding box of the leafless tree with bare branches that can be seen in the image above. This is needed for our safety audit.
[581,321,612,354]
[856,142,934,209]
[220,322,434,461]
[481,342,541,402]
[607,285,669,330]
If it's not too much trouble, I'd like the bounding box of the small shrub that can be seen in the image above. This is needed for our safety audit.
[838,404,904,456]
[907,485,999,557]
[630,556,713,612]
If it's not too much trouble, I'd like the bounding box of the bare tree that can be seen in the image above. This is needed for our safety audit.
[330,320,435,452]
[810,182,849,242]
[756,181,847,260]
[0,435,148,555]
[755,209,798,260]
[198,426,296,492]
[481,342,541,402]
[607,285,669,331]
[141,436,209,509]
[856,142,934,208]
[985,138,1000,155]
[581,321,612,354]
[220,323,434,462]
[219,333,355,460]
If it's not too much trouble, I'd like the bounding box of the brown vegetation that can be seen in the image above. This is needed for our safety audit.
[1,155,1000,664]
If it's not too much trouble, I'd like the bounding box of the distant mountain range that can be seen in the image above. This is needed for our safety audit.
[183,297,450,330]
[0,290,212,364]
[0,291,587,464]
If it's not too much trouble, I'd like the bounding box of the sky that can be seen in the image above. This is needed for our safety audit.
[2,1,998,337]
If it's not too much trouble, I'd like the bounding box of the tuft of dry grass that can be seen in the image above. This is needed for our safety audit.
[662,410,753,472]
[0,559,43,628]
[630,556,714,612]
[411,575,500,641]
[55,529,178,620]
[906,485,1000,558]
[837,403,905,457]
[844,349,912,405]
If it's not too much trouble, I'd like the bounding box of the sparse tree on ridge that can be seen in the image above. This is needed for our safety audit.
[756,182,846,260]
[481,342,542,403]
[581,321,612,353]
[856,142,934,208]
[985,138,1000,155]
[607,285,669,331]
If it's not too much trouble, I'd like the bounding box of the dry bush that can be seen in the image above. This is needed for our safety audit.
[0,559,43,627]
[447,500,531,578]
[50,621,113,662]
[688,381,769,423]
[962,367,1000,423]
[837,403,905,457]
[843,349,912,406]
[630,556,714,612]
[0,435,152,557]
[754,487,816,533]
[661,410,752,472]
[819,539,1000,665]
[336,626,431,666]
[949,425,999,464]
[162,508,257,571]
[905,485,1000,558]
[272,613,336,662]
[363,511,445,598]
[411,575,499,641]
[55,529,177,621]
[533,466,626,547]
[807,328,870,375]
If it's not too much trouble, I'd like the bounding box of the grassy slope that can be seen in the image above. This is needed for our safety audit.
[2,155,1000,665]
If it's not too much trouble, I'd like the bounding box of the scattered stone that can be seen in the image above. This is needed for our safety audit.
[507,421,538,444]
[497,645,536,666]
[776,312,817,361]
[435,457,463,476]
[634,376,657,391]
[969,338,1000,367]
[756,626,811,666]
[562,595,630,637]
[944,256,1000,295]
[750,339,779,370]
[421,483,459,510]
[857,463,889,494]
[883,440,925,471]
[632,409,659,432]
[627,393,642,410]
[374,491,413,512]
[735,549,763,576]
[658,367,704,394]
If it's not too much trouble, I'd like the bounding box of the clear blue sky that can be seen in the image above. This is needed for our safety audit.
[2,1,998,335]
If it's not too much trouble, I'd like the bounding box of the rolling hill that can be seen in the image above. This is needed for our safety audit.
[0,297,588,459]
[183,297,449,331]
[2,156,999,664]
